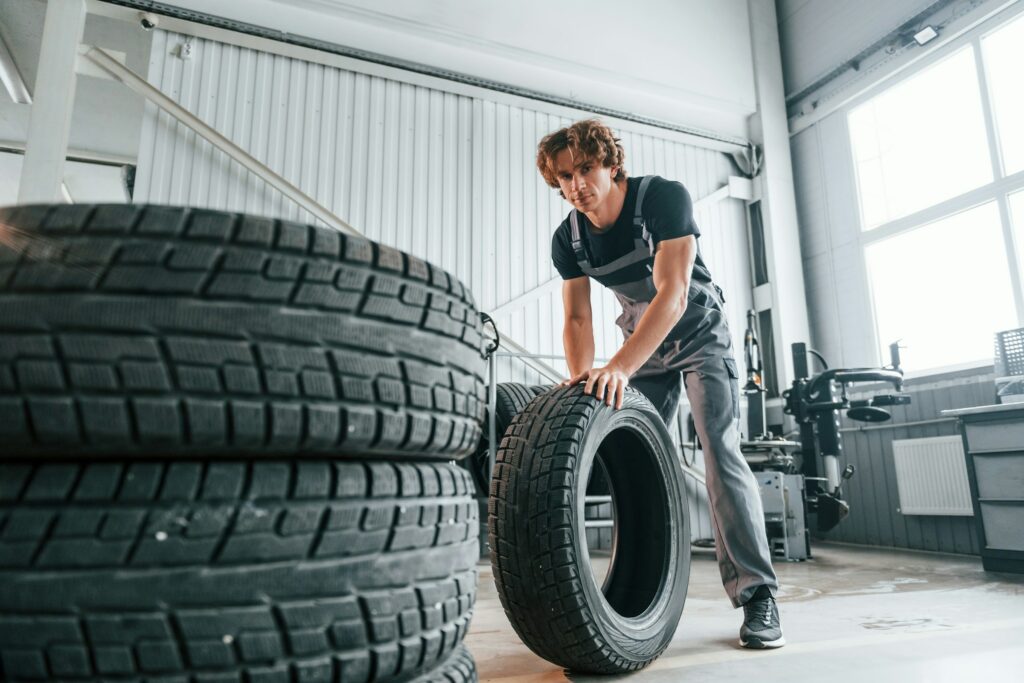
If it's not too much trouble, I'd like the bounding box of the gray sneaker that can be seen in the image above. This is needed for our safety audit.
[739,591,785,649]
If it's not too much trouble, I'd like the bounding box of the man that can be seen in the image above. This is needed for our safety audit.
[537,118,784,649]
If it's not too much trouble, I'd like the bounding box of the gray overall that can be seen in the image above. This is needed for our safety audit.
[569,176,778,607]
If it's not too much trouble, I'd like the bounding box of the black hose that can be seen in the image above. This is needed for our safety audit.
[806,348,829,371]
[479,312,500,357]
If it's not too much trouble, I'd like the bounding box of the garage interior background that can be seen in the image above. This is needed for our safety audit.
[2,0,1023,557]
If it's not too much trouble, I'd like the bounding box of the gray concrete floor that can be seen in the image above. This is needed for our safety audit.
[466,542,1024,682]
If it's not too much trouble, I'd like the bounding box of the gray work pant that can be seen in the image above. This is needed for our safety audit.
[632,357,779,608]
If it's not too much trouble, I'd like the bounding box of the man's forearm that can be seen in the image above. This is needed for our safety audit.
[609,291,686,376]
[563,318,596,377]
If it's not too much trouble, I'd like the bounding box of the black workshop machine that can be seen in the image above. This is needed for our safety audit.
[739,311,911,560]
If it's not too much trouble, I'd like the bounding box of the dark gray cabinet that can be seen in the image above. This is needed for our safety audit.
[945,403,1024,573]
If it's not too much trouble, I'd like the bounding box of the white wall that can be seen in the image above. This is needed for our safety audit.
[119,0,757,139]
[791,117,877,369]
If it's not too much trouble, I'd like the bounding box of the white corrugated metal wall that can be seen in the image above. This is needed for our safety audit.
[135,29,755,540]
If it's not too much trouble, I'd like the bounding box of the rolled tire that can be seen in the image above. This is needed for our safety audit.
[412,644,476,683]
[525,386,614,551]
[462,382,546,559]
[0,204,486,459]
[489,385,690,674]
[0,459,478,682]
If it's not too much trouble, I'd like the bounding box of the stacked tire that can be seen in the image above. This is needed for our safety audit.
[0,205,485,682]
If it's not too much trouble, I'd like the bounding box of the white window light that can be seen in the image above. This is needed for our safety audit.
[848,47,991,230]
[0,34,31,104]
[865,202,1017,372]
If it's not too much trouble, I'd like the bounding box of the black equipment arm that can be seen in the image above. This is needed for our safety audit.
[783,341,912,533]
[807,368,904,397]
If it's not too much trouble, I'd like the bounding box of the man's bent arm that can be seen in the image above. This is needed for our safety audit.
[562,277,595,377]
[608,236,697,376]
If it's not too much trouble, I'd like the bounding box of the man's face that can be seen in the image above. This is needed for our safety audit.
[552,148,618,213]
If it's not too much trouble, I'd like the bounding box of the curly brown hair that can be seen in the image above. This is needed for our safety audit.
[536,119,627,194]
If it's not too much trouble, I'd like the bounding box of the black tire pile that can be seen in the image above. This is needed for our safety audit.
[0,205,486,683]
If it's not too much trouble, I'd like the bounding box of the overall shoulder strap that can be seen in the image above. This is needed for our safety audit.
[569,210,589,264]
[634,176,655,255]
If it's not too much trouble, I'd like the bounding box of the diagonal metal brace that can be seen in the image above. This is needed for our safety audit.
[82,46,361,237]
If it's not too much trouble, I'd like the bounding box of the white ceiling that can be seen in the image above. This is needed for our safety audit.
[92,0,760,139]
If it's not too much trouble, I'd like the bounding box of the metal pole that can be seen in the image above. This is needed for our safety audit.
[585,496,612,504]
[496,351,613,364]
[497,335,566,384]
[83,47,361,238]
[487,351,498,490]
[585,520,614,529]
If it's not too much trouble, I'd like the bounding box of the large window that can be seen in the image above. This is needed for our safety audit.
[865,203,1017,371]
[849,48,991,231]
[982,12,1024,176]
[1011,190,1024,279]
[848,9,1024,373]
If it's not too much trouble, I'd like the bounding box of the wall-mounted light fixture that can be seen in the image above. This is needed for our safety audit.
[913,25,939,46]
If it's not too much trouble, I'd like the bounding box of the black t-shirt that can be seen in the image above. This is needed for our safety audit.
[550,175,713,287]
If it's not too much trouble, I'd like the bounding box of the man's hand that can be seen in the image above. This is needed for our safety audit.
[560,364,630,409]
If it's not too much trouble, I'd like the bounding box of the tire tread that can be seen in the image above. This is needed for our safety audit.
[0,461,478,682]
[0,205,486,459]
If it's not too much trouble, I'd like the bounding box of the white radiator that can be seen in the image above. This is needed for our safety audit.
[893,436,974,516]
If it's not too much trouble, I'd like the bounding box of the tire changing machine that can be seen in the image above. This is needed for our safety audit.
[740,312,912,560]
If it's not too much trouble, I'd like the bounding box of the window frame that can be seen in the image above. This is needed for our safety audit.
[843,3,1024,374]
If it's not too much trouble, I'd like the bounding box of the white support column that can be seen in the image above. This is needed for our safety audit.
[18,0,87,204]
[747,0,811,388]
